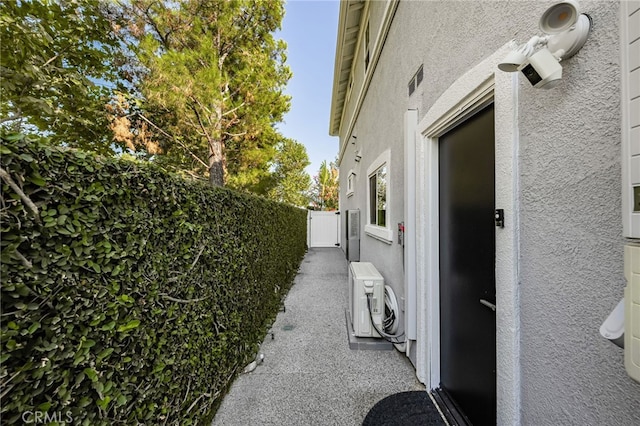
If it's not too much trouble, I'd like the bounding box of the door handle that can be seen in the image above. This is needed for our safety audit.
[480,299,496,312]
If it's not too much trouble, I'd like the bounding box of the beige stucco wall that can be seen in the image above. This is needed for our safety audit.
[337,0,640,424]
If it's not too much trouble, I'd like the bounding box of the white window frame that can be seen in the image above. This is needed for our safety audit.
[346,170,355,197]
[365,149,393,243]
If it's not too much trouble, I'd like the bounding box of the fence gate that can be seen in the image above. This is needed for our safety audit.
[307,211,340,248]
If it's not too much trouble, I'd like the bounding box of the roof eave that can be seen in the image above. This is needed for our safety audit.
[329,0,363,137]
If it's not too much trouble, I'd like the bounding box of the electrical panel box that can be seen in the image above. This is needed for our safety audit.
[397,222,405,246]
[624,245,640,383]
[349,262,384,338]
[345,210,360,262]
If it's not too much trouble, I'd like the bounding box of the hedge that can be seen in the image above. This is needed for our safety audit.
[0,135,307,425]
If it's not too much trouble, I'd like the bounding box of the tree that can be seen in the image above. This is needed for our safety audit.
[0,0,121,153]
[311,160,339,211]
[117,0,292,187]
[267,138,311,207]
[2,0,302,196]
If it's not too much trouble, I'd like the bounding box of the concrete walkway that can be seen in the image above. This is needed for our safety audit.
[212,248,424,426]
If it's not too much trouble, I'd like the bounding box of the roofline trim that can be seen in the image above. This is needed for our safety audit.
[334,0,400,165]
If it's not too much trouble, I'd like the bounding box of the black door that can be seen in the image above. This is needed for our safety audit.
[439,105,496,425]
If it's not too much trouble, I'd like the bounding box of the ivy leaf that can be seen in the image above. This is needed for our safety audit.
[27,321,41,334]
[116,394,127,406]
[19,153,34,162]
[37,402,52,411]
[78,397,92,408]
[27,173,46,186]
[97,348,114,361]
[117,320,140,333]
[100,321,116,331]
[92,381,104,400]
[111,265,123,276]
[96,396,111,410]
[83,368,98,382]
[81,339,96,348]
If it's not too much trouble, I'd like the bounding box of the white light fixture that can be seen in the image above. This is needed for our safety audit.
[546,14,591,60]
[354,149,362,162]
[498,0,591,88]
[540,0,580,34]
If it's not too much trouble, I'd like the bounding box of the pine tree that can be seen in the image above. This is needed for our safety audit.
[268,138,311,207]
[118,0,292,187]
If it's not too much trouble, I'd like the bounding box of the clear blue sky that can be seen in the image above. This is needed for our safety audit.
[276,0,340,178]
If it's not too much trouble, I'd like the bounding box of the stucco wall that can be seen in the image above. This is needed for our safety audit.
[516,2,640,424]
[340,0,535,347]
[337,0,640,424]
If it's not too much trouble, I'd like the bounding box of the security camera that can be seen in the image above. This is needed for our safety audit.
[498,36,548,72]
[497,0,591,90]
[518,48,562,89]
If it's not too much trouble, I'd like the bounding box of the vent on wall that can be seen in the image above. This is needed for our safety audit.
[408,64,424,96]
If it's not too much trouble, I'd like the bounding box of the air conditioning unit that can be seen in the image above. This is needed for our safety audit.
[346,209,360,262]
[349,262,384,338]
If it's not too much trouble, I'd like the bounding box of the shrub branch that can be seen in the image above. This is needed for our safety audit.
[0,167,41,223]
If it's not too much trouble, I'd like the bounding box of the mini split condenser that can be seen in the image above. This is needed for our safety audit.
[349,262,384,338]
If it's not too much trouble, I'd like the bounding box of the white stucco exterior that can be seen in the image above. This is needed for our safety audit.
[330,1,640,425]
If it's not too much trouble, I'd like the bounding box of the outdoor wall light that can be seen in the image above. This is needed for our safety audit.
[498,0,591,89]
[354,149,362,162]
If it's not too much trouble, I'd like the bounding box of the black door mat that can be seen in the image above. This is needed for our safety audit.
[363,391,447,425]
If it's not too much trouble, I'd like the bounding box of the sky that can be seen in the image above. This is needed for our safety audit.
[276,0,340,178]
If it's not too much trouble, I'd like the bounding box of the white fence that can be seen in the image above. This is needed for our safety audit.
[307,211,340,248]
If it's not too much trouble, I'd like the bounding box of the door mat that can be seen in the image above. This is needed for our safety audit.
[363,391,446,426]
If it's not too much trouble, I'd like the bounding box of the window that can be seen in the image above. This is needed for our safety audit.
[364,20,370,72]
[408,78,416,96]
[365,150,393,243]
[347,170,355,197]
[369,166,386,226]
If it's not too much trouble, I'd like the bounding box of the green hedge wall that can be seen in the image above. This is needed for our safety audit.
[0,135,307,425]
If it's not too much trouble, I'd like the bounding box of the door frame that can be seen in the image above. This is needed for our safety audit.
[412,42,521,425]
